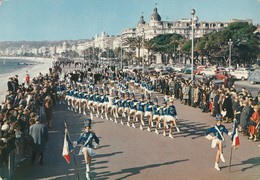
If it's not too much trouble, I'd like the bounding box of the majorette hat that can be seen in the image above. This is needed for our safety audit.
[153,97,158,103]
[216,114,223,121]
[84,118,92,128]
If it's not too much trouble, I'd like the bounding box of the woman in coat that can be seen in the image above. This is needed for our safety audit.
[248,105,259,141]
[222,93,234,123]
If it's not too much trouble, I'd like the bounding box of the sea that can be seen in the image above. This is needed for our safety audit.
[0,58,38,75]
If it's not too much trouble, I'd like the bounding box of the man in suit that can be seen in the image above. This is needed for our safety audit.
[29,116,48,165]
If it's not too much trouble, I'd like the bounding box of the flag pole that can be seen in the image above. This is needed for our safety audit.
[229,145,233,172]
[65,122,81,180]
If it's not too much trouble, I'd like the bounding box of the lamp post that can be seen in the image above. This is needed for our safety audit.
[177,45,181,64]
[142,28,145,77]
[120,37,123,70]
[191,9,198,81]
[228,39,233,67]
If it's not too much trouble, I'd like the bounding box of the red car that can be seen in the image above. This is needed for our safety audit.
[215,71,229,80]
[194,67,206,75]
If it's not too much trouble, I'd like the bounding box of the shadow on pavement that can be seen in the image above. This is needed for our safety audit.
[92,159,189,180]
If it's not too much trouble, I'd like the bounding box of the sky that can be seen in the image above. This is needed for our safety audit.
[0,0,259,41]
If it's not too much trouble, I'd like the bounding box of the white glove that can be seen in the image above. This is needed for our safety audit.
[73,141,77,148]
[228,132,232,136]
[93,144,99,149]
[205,134,214,140]
[175,116,178,120]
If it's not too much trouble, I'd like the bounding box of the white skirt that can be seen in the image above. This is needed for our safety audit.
[136,111,143,116]
[144,111,152,117]
[164,115,176,122]
[153,114,160,120]
[130,109,136,114]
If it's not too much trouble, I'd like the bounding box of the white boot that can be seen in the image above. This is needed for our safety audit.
[121,120,124,125]
[220,153,225,162]
[140,125,143,130]
[163,132,166,137]
[141,120,145,126]
[127,122,130,127]
[169,134,174,139]
[214,162,220,171]
[147,127,151,132]
[86,163,90,173]
[176,126,180,132]
[155,129,159,134]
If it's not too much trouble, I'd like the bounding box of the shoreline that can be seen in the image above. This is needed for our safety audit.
[0,56,54,102]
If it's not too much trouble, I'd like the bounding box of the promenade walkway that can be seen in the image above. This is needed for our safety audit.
[12,89,260,180]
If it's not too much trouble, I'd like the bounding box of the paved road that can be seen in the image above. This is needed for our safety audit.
[12,90,260,180]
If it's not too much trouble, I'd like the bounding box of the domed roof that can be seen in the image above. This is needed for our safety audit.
[150,7,161,22]
[137,15,146,26]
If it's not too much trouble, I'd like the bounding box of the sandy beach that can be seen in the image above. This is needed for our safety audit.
[0,57,53,102]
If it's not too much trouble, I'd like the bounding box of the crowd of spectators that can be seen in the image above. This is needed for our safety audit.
[0,67,60,170]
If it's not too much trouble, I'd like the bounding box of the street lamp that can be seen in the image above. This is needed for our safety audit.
[191,9,198,81]
[120,42,123,70]
[142,28,145,77]
[177,45,181,64]
[228,39,233,67]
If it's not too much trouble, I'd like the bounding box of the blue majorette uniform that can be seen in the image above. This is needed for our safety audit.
[134,77,140,86]
[118,93,125,112]
[65,89,72,100]
[124,92,131,111]
[72,90,79,101]
[76,132,99,152]
[136,94,146,116]
[206,125,229,141]
[165,104,178,122]
[145,100,154,117]
[98,89,104,107]
[160,102,167,121]
[152,101,160,119]
[112,91,120,110]
[57,84,66,95]
[147,83,154,94]
[103,91,110,107]
[87,89,94,106]
[93,93,100,107]
[129,94,138,114]
[82,91,88,103]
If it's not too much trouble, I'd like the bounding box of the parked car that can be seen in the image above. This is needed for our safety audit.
[183,67,192,74]
[154,64,165,72]
[248,69,260,84]
[159,70,170,77]
[194,66,206,75]
[230,68,249,80]
[165,67,176,73]
[201,68,216,77]
[215,71,229,80]
[173,65,186,72]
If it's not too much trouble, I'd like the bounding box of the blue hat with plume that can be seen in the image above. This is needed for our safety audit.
[84,118,92,128]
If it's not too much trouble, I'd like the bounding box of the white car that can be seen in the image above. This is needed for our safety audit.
[201,68,216,76]
[230,69,249,80]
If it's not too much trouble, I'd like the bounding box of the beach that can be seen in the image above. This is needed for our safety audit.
[0,57,53,102]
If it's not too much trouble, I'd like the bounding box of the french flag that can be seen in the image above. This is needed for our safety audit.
[62,130,74,163]
[231,121,240,149]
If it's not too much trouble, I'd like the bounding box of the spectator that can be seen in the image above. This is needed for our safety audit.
[29,116,48,165]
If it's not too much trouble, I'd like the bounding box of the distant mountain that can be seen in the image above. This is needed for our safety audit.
[0,39,89,49]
